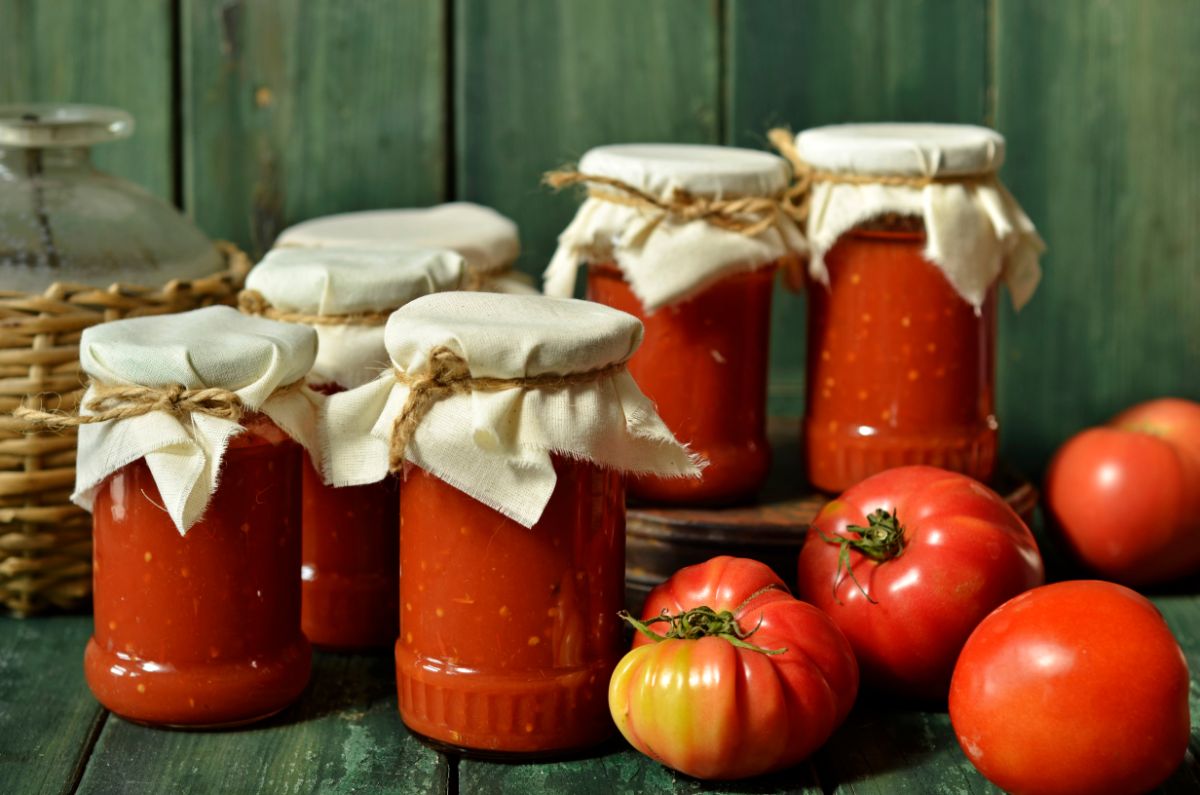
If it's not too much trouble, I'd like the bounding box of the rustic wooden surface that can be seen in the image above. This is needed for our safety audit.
[0,0,175,202]
[180,0,446,255]
[992,0,1200,475]
[3,589,1198,794]
[455,0,720,276]
[1,0,1195,473]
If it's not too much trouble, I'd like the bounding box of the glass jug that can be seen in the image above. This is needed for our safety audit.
[0,104,221,293]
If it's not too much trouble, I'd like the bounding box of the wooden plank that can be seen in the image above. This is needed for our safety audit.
[0,615,104,795]
[0,0,175,200]
[454,0,722,281]
[75,648,449,795]
[994,0,1200,476]
[459,743,822,795]
[181,0,446,255]
[728,0,989,416]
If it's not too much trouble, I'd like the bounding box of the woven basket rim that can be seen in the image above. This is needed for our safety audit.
[1,241,250,616]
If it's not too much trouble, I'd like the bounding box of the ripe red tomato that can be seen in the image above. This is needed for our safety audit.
[949,580,1190,795]
[796,466,1044,700]
[609,556,858,780]
[1046,397,1200,585]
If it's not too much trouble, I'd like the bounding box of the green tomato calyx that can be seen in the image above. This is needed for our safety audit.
[618,606,786,655]
[820,508,906,605]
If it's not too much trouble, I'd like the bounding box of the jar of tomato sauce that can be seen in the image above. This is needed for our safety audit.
[275,202,535,294]
[60,306,322,726]
[322,292,699,756]
[546,145,805,505]
[244,246,465,649]
[787,124,1044,492]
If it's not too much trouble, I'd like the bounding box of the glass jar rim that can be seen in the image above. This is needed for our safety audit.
[0,103,133,148]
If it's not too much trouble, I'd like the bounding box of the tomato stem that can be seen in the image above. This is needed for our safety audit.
[819,508,906,605]
[618,606,787,655]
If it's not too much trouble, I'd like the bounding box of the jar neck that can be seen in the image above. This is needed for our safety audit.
[0,145,94,179]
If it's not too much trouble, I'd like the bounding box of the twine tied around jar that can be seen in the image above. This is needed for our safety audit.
[14,380,305,428]
[238,289,394,326]
[766,128,998,226]
[388,346,626,471]
[543,170,806,238]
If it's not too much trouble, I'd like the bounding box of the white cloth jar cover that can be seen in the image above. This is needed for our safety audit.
[243,246,465,390]
[544,144,805,311]
[274,202,534,294]
[792,123,1045,309]
[323,292,701,527]
[69,305,320,534]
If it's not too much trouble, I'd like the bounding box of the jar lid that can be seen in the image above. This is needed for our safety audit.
[323,293,700,527]
[73,306,320,535]
[81,305,315,393]
[578,144,790,197]
[245,246,465,316]
[0,103,133,147]
[795,123,1005,177]
[385,292,641,379]
[275,202,520,275]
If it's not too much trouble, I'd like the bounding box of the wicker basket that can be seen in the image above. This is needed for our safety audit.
[0,242,251,615]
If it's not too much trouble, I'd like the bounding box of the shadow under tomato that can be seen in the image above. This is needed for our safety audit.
[810,701,977,789]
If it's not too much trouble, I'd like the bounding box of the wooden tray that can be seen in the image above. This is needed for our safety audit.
[625,418,1038,610]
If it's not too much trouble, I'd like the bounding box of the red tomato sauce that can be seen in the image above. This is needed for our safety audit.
[395,456,625,755]
[805,227,997,492]
[301,382,399,649]
[587,262,774,504]
[85,414,310,727]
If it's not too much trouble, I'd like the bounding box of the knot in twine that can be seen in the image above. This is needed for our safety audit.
[15,380,303,428]
[544,170,805,238]
[766,128,998,226]
[388,345,626,472]
[238,289,393,327]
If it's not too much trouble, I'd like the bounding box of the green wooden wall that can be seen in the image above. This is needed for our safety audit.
[2,0,1196,477]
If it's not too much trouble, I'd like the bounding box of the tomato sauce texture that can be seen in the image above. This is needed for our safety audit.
[85,414,310,727]
[396,456,625,755]
[805,228,997,492]
[302,382,399,649]
[587,262,773,504]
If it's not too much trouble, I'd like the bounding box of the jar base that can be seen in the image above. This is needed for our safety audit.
[804,420,997,493]
[631,437,770,506]
[395,642,614,755]
[302,572,398,650]
[84,635,311,727]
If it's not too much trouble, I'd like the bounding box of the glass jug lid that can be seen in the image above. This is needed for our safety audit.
[0,103,224,294]
[0,104,133,148]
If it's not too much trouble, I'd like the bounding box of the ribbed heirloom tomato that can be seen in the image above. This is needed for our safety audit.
[950,581,1190,795]
[796,466,1044,700]
[609,557,858,780]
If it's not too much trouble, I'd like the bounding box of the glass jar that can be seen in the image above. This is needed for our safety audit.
[805,222,997,492]
[395,455,625,756]
[547,143,800,506]
[243,245,466,650]
[301,383,399,649]
[84,414,309,727]
[0,103,222,292]
[588,262,775,503]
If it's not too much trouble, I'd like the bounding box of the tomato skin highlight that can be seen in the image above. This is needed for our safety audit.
[796,466,1044,700]
[949,580,1190,795]
[610,556,858,780]
[1046,398,1200,586]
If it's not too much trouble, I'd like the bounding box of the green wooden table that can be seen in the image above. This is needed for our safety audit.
[3,593,1200,795]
